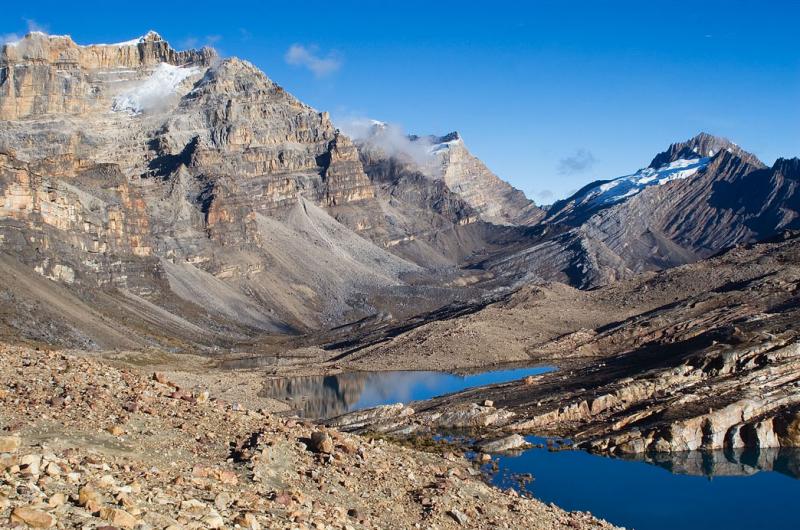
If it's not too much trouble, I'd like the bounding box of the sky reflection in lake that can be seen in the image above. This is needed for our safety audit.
[260,366,553,419]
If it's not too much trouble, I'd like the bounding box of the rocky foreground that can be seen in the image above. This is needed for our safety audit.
[0,344,614,529]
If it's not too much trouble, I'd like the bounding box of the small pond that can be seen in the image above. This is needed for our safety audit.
[259,365,554,419]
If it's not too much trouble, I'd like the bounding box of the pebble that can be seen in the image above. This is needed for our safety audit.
[309,431,334,454]
[100,506,138,529]
[448,508,469,525]
[10,506,57,528]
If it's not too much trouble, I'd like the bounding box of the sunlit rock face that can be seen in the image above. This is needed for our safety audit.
[427,132,544,226]
[0,31,414,340]
[0,30,549,347]
[0,31,215,120]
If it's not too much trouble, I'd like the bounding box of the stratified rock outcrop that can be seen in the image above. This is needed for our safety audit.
[0,31,214,120]
[0,30,552,348]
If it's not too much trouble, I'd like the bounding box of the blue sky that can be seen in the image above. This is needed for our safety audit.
[3,1,798,202]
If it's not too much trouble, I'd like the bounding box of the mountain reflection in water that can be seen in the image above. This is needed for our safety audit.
[258,366,553,419]
[617,447,800,479]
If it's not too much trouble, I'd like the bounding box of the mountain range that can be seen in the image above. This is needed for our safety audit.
[1,30,798,352]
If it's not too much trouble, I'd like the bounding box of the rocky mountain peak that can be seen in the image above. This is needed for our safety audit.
[649,132,762,169]
[772,157,800,177]
[437,131,461,143]
[140,30,165,43]
[0,30,215,120]
[188,57,301,106]
[409,131,461,147]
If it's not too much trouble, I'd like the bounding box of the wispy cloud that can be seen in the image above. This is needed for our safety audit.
[24,19,49,34]
[557,148,596,175]
[180,34,221,50]
[337,116,435,168]
[284,44,342,78]
[1,18,49,44]
[0,31,21,45]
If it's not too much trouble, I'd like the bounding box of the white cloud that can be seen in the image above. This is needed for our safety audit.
[534,189,555,202]
[1,18,49,45]
[24,19,49,34]
[337,116,436,169]
[179,35,221,50]
[0,32,21,45]
[284,44,342,77]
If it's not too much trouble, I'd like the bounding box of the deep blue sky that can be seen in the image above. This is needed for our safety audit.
[3,1,798,202]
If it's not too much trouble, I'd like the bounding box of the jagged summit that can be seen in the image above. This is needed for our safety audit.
[773,157,800,176]
[352,124,541,226]
[649,132,762,169]
[3,29,175,50]
[549,132,769,224]
[82,30,166,47]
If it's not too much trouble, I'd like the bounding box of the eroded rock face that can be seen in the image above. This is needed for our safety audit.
[430,133,543,226]
[0,30,551,346]
[0,32,420,340]
[0,152,162,293]
[0,31,215,120]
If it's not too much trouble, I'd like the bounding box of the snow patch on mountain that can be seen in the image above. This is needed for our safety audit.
[81,31,163,48]
[576,157,710,208]
[112,63,200,114]
[429,136,463,154]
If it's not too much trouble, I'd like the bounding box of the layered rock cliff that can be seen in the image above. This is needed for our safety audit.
[0,31,215,120]
[0,30,548,348]
[0,32,417,343]
[427,132,544,226]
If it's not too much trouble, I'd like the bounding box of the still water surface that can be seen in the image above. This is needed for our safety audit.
[259,366,553,418]
[490,440,800,530]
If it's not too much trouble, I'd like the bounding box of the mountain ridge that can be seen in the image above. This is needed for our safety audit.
[1,30,798,353]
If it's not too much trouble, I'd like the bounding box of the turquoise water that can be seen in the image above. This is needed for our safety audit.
[489,438,800,530]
